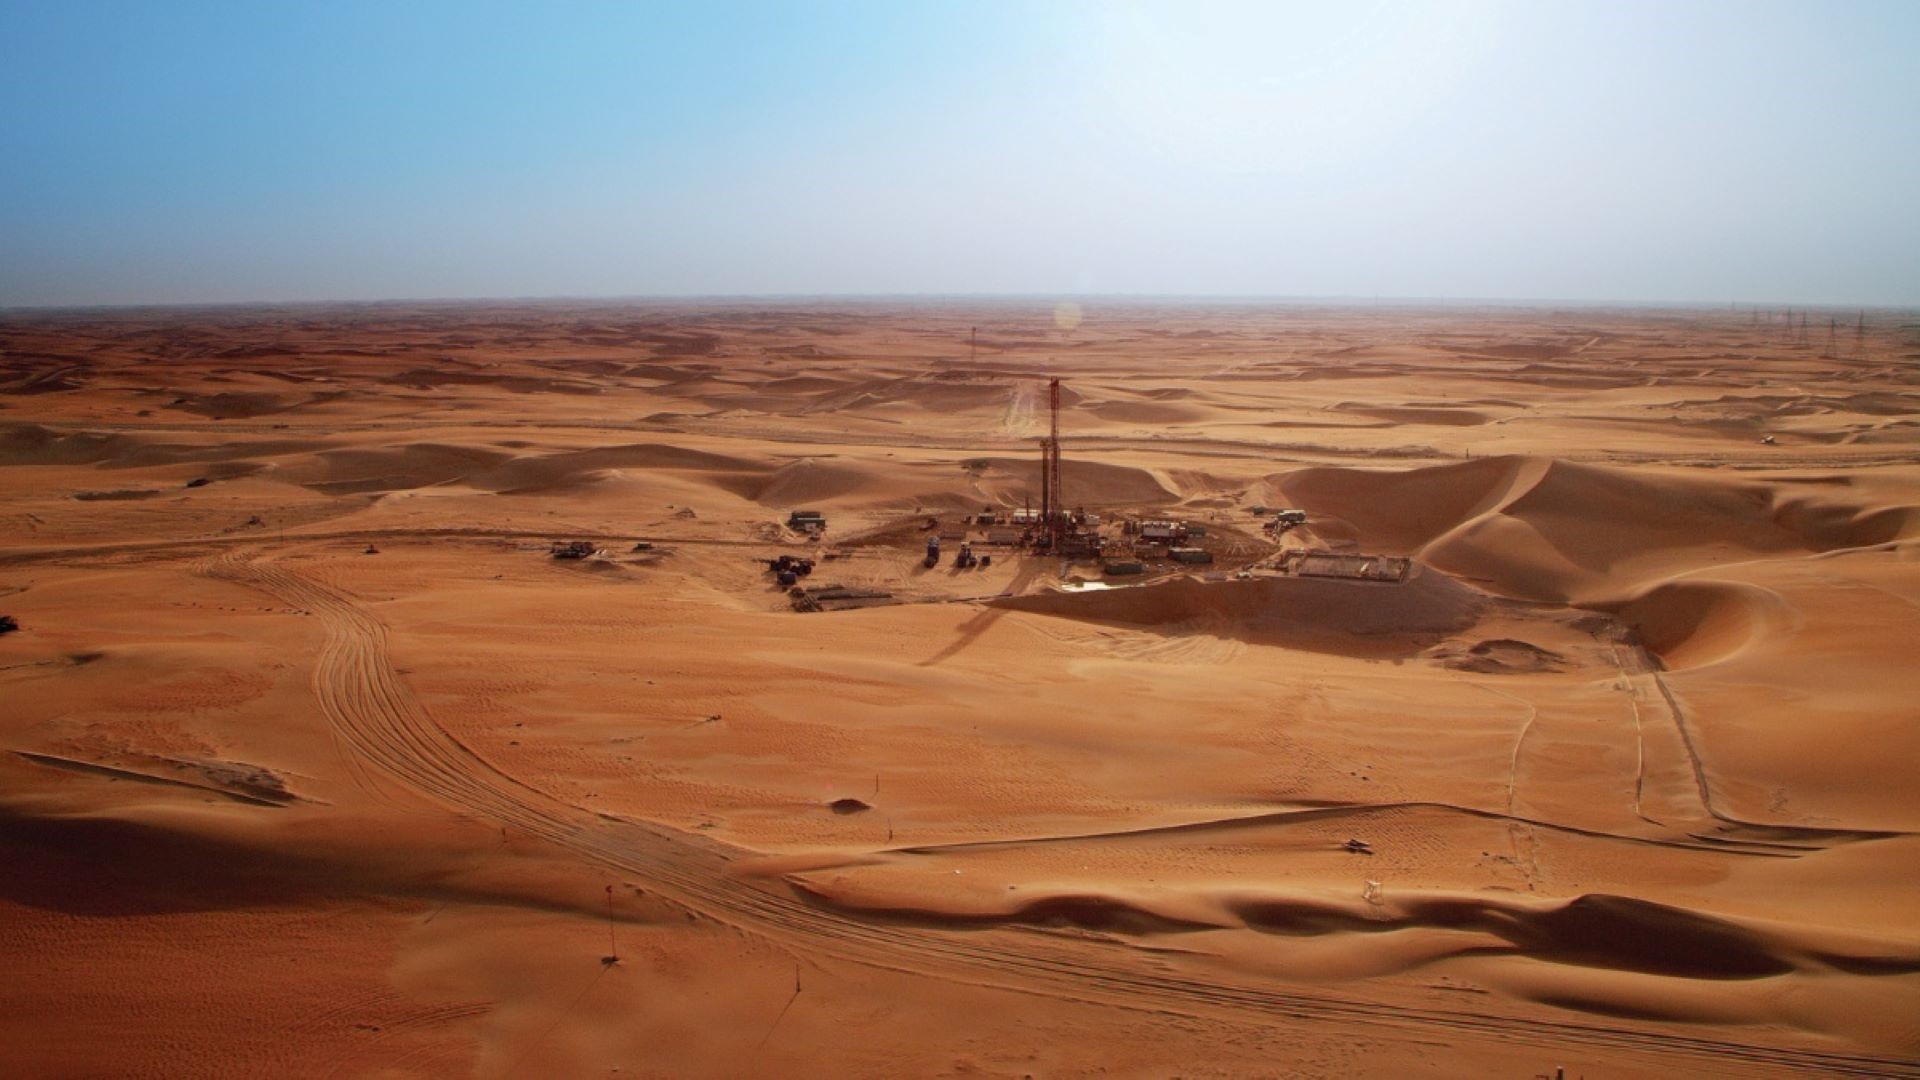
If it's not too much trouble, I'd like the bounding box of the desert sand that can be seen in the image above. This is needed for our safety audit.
[2,299,1917,1077]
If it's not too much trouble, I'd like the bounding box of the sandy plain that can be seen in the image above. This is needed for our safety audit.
[1,298,1917,1077]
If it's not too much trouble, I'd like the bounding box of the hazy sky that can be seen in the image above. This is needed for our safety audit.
[3,0,1916,307]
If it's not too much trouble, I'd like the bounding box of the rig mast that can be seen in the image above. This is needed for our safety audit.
[1036,377,1067,548]
[1047,377,1065,546]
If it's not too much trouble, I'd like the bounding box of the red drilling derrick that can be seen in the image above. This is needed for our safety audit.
[1047,377,1065,547]
[1034,377,1067,550]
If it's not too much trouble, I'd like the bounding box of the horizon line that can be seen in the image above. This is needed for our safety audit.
[6,291,1917,317]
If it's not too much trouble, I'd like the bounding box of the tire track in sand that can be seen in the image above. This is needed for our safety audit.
[203,551,1920,1078]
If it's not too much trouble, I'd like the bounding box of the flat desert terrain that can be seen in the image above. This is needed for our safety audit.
[2,299,1918,1077]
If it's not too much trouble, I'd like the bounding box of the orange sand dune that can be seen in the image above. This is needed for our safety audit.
[2,300,1918,1077]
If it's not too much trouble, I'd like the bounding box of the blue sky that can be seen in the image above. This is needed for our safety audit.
[2,0,1916,306]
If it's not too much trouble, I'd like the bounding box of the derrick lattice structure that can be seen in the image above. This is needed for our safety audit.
[1034,378,1069,547]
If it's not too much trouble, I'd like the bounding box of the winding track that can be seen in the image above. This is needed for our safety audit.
[206,550,1920,1076]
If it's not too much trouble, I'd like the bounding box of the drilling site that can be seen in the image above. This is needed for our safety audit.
[3,300,1919,1077]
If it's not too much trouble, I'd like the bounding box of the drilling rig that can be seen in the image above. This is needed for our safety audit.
[1036,377,1067,549]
